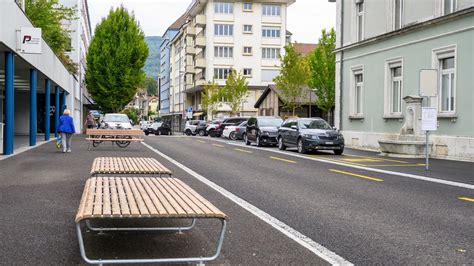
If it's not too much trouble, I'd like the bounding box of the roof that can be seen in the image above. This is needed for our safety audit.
[293,43,317,55]
[254,84,317,108]
[168,13,188,30]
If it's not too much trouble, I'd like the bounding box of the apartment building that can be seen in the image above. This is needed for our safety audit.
[333,0,474,161]
[61,0,92,132]
[164,0,295,125]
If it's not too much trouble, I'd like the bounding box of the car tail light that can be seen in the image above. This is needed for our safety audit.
[236,128,240,132]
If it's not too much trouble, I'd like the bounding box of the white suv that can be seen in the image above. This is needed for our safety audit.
[101,113,132,129]
[184,120,204,136]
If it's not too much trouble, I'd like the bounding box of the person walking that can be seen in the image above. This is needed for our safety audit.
[58,109,76,153]
[85,111,96,129]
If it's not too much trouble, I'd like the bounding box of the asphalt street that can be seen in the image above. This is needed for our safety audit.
[144,134,474,264]
[0,137,325,265]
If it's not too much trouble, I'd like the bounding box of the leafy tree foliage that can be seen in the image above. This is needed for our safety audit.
[142,76,158,96]
[308,28,336,118]
[201,81,221,120]
[25,0,78,73]
[85,6,149,113]
[274,44,310,116]
[221,70,249,116]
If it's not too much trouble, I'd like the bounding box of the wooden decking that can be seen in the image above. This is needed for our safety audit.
[75,177,227,223]
[90,157,173,176]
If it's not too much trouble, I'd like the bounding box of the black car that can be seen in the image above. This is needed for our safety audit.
[144,122,172,135]
[277,117,344,154]
[215,117,249,137]
[245,116,283,147]
[195,121,209,136]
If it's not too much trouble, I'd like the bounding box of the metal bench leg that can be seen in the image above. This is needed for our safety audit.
[76,219,227,265]
[85,218,197,233]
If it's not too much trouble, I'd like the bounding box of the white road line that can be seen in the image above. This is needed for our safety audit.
[142,142,352,266]
[194,136,474,191]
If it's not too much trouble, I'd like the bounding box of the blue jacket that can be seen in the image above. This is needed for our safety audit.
[58,115,76,134]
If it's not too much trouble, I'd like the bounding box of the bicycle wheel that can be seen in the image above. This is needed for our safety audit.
[116,136,131,148]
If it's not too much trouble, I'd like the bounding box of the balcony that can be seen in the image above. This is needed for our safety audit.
[185,45,196,55]
[195,79,206,87]
[185,26,196,36]
[185,65,195,74]
[195,14,206,27]
[195,58,206,69]
[195,37,206,48]
[186,74,194,86]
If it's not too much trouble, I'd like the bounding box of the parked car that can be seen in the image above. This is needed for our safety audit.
[101,113,132,129]
[222,121,247,140]
[195,121,209,136]
[144,122,172,136]
[278,117,344,154]
[184,120,205,136]
[216,117,249,138]
[206,119,224,137]
[140,120,151,130]
[245,116,283,146]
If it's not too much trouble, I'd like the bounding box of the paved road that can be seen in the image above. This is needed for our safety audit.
[144,135,474,264]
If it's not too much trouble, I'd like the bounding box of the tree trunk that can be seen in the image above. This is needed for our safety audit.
[292,106,295,116]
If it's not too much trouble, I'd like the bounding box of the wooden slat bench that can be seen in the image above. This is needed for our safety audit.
[91,157,173,177]
[86,129,144,150]
[75,176,228,265]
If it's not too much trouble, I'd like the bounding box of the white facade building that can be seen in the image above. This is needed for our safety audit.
[168,0,295,123]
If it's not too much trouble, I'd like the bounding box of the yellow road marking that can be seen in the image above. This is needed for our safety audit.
[234,148,253,154]
[196,140,206,143]
[270,156,297,164]
[458,197,474,202]
[212,144,225,147]
[342,158,383,163]
[309,155,367,166]
[330,169,384,182]
[343,153,409,163]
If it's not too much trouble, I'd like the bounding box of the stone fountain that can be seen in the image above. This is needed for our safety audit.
[378,95,432,158]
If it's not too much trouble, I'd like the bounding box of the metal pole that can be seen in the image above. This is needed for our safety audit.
[54,86,60,138]
[44,79,51,141]
[4,52,14,155]
[29,69,37,146]
[425,130,429,171]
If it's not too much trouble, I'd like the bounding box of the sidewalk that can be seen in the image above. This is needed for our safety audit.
[0,135,322,265]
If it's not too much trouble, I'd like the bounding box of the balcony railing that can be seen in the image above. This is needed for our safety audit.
[195,14,206,27]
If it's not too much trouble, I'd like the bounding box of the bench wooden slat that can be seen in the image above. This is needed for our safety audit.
[76,177,227,223]
[93,177,103,216]
[119,177,140,216]
[86,129,144,136]
[115,178,131,216]
[85,138,144,142]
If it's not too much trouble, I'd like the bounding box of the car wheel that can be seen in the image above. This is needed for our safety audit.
[229,132,237,140]
[185,129,192,136]
[334,148,344,155]
[155,130,160,136]
[168,130,172,136]
[297,138,307,154]
[278,137,286,150]
[245,134,251,145]
[144,131,149,136]
[198,130,205,136]
[256,135,262,147]
[209,130,215,137]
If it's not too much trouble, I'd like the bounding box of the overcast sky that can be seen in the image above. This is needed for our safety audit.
[88,0,336,43]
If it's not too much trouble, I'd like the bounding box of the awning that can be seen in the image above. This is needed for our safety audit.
[193,112,203,117]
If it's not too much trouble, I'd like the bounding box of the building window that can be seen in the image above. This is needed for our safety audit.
[243,68,252,77]
[389,64,403,114]
[356,0,364,41]
[440,57,455,112]
[262,27,281,38]
[262,69,279,82]
[262,4,281,16]
[214,46,233,58]
[243,25,253,34]
[394,0,403,30]
[214,68,232,80]
[214,24,234,36]
[243,2,253,11]
[214,2,233,14]
[243,46,252,55]
[444,0,457,14]
[351,67,364,116]
[262,48,280,59]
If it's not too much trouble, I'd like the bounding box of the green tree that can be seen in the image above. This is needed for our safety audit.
[221,70,249,116]
[121,107,139,124]
[25,0,78,73]
[142,76,158,96]
[85,6,149,113]
[274,44,310,116]
[308,28,336,121]
[201,81,220,120]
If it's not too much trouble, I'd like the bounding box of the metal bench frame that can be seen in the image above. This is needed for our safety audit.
[76,217,227,265]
